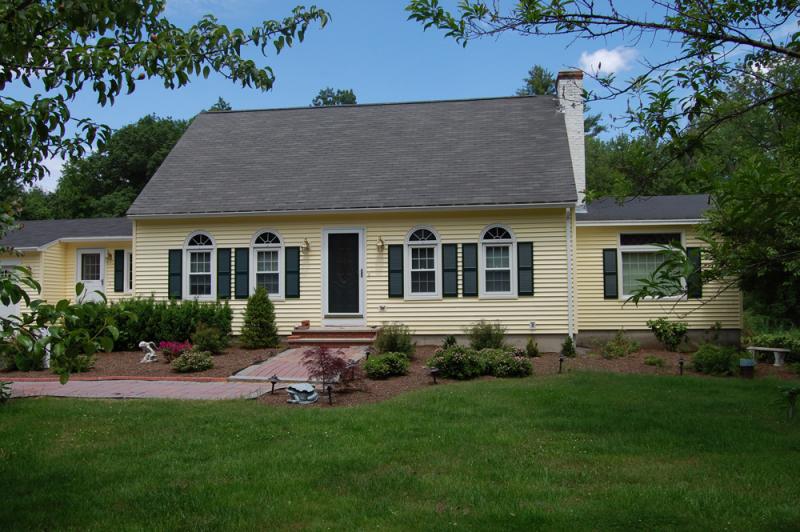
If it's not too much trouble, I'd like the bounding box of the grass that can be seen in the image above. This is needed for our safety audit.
[1,373,799,530]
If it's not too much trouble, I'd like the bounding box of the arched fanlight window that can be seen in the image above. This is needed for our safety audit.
[184,232,216,299]
[251,230,284,298]
[480,225,515,296]
[405,227,441,298]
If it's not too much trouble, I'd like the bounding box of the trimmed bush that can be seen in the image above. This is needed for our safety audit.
[427,346,486,380]
[601,330,639,359]
[692,343,738,375]
[240,287,279,349]
[523,337,540,358]
[364,352,410,380]
[644,355,666,367]
[480,348,533,377]
[374,323,414,357]
[466,320,506,350]
[172,349,214,373]
[647,318,689,352]
[561,336,577,358]
[190,323,228,355]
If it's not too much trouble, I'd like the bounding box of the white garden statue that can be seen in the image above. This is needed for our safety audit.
[138,341,158,363]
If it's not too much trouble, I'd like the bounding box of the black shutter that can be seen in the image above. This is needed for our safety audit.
[388,245,403,298]
[442,244,458,297]
[517,242,533,296]
[686,247,702,299]
[168,249,182,299]
[462,243,478,297]
[234,248,249,299]
[217,248,231,299]
[285,246,300,298]
[602,249,618,299]
[113,249,125,292]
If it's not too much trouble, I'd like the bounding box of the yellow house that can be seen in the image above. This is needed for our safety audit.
[1,71,741,349]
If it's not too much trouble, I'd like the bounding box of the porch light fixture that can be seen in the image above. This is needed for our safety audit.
[269,374,280,394]
[678,356,684,376]
[302,238,310,252]
[376,236,385,252]
[558,354,565,374]
[429,367,440,385]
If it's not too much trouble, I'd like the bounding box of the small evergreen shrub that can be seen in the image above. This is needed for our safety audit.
[427,346,486,380]
[561,336,577,358]
[364,352,410,379]
[644,355,666,367]
[692,343,738,375]
[171,349,214,373]
[374,323,414,357]
[647,318,689,351]
[240,287,280,349]
[601,330,640,359]
[524,337,540,357]
[190,323,229,355]
[466,320,507,350]
[158,341,192,363]
[442,335,457,349]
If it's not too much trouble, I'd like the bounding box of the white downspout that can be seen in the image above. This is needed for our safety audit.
[566,207,575,339]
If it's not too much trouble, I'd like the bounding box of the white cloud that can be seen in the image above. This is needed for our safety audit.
[36,156,65,192]
[579,47,638,75]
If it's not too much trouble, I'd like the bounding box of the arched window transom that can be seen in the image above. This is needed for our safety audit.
[409,229,437,242]
[254,232,281,245]
[188,233,214,247]
[482,226,512,241]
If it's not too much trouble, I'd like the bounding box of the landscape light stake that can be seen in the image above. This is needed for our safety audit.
[326,385,333,405]
[679,357,684,376]
[269,374,279,395]
[430,367,440,384]
[559,355,564,374]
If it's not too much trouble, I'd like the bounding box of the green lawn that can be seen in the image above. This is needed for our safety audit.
[2,373,799,531]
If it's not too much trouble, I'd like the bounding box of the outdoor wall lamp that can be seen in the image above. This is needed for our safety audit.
[302,238,310,252]
[376,236,385,252]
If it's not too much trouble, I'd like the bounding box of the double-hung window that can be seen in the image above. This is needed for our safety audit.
[251,231,283,298]
[480,225,516,297]
[619,233,683,297]
[185,232,215,299]
[405,228,440,298]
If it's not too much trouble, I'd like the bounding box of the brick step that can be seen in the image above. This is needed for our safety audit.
[287,336,375,346]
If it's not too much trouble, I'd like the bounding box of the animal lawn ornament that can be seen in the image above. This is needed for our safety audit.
[138,341,158,363]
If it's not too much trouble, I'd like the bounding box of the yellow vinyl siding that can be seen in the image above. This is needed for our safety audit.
[60,242,133,303]
[0,251,41,313]
[576,225,742,330]
[133,209,571,335]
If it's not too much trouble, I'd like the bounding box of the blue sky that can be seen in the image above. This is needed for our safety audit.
[21,0,681,190]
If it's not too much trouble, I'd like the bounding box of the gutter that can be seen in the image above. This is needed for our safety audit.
[575,218,703,227]
[9,236,132,252]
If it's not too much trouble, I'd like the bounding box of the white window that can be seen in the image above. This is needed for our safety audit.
[619,232,683,297]
[251,230,283,299]
[405,227,441,299]
[480,225,516,297]
[184,232,216,300]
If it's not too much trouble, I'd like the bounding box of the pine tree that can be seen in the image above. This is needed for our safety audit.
[240,287,279,349]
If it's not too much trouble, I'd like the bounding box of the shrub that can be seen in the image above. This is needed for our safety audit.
[240,287,279,349]
[0,381,9,404]
[427,346,486,380]
[158,341,192,363]
[790,362,800,376]
[302,346,348,385]
[748,332,800,357]
[647,318,689,351]
[466,320,507,350]
[171,349,214,373]
[1,340,43,371]
[442,335,457,349]
[601,330,639,359]
[523,337,540,357]
[561,336,577,358]
[644,355,666,368]
[374,323,414,357]
[190,323,229,355]
[692,343,738,375]
[481,349,533,377]
[364,352,410,379]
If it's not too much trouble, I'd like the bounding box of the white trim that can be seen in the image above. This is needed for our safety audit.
[75,248,106,302]
[128,201,578,219]
[183,231,216,301]
[478,224,517,299]
[250,229,284,300]
[124,250,133,293]
[404,226,442,300]
[321,227,365,326]
[618,231,686,300]
[576,219,702,227]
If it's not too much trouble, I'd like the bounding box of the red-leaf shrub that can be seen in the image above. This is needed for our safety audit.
[302,346,348,385]
[158,341,192,363]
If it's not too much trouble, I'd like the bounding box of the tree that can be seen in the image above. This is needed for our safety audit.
[311,87,357,106]
[516,65,556,96]
[240,287,280,349]
[208,97,232,111]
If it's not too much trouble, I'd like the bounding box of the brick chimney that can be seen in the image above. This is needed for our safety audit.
[557,70,585,210]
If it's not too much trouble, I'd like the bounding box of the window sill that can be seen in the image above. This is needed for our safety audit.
[479,293,518,300]
[404,294,442,301]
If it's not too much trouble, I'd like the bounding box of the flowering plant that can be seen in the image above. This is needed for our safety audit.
[158,340,192,363]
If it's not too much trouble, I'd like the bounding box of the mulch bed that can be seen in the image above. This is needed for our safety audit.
[1,346,284,380]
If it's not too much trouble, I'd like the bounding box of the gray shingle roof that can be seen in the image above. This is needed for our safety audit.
[0,218,132,249]
[577,195,710,222]
[128,96,578,216]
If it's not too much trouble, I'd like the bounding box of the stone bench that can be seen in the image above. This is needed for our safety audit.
[747,346,791,367]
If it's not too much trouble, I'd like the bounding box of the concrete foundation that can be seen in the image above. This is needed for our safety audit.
[412,334,568,353]
[576,329,741,349]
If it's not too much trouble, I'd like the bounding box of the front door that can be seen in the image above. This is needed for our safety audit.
[324,230,363,319]
[0,259,21,321]
[77,249,105,302]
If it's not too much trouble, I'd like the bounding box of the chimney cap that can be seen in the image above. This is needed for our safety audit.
[557,70,584,81]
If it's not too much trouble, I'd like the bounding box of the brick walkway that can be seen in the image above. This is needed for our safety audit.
[231,346,369,382]
[10,380,271,400]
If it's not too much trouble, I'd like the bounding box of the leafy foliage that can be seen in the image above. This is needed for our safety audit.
[466,320,507,350]
[428,346,486,380]
[601,330,640,359]
[480,348,534,378]
[644,355,666,368]
[523,337,540,358]
[0,380,9,404]
[647,318,689,352]
[207,97,232,112]
[560,336,576,358]
[311,87,357,106]
[363,352,410,380]
[302,346,348,385]
[240,287,280,349]
[158,341,192,363]
[441,334,457,349]
[171,349,214,373]
[374,323,414,357]
[190,324,228,355]
[692,344,738,376]
[516,65,556,96]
